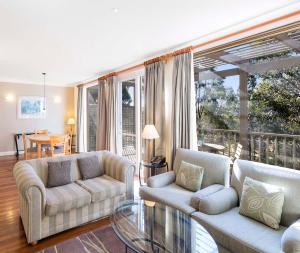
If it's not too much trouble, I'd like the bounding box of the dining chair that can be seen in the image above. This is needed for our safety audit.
[46,135,68,157]
[22,133,38,160]
[231,143,243,162]
[229,143,243,171]
[66,134,72,155]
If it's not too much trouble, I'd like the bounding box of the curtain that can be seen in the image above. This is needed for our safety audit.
[164,58,174,167]
[106,76,118,153]
[171,52,197,164]
[96,76,118,153]
[76,87,87,152]
[144,61,165,159]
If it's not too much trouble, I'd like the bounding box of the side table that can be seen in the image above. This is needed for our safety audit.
[139,161,168,186]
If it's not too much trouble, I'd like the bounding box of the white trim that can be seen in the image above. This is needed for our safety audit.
[117,69,145,82]
[84,80,98,89]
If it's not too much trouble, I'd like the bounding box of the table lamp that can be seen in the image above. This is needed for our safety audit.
[142,124,159,161]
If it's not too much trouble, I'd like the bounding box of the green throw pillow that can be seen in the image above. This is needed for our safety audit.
[175,161,204,192]
[239,177,284,229]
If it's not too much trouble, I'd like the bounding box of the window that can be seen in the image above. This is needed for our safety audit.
[86,85,98,151]
[194,26,300,169]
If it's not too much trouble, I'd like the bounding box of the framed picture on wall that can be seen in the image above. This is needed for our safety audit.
[18,96,46,119]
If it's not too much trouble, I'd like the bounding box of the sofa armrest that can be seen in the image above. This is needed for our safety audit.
[190,184,225,209]
[281,219,300,253]
[13,161,46,206]
[198,187,238,215]
[13,161,46,243]
[103,152,135,198]
[147,171,176,188]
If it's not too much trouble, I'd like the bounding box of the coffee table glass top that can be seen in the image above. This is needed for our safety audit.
[111,199,218,253]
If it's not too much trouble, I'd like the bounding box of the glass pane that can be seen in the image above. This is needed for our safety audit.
[122,79,136,162]
[195,71,240,157]
[87,85,98,151]
[194,28,300,169]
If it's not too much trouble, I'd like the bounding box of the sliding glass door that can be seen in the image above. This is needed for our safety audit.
[119,75,143,167]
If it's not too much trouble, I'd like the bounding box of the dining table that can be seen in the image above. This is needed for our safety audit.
[28,134,65,158]
[198,142,225,154]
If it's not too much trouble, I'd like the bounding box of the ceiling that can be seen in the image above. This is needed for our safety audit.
[0,0,299,86]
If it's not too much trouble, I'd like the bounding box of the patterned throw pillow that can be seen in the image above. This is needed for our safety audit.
[239,177,284,229]
[175,161,204,192]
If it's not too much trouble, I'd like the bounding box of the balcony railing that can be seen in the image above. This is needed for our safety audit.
[200,129,300,170]
[122,133,136,162]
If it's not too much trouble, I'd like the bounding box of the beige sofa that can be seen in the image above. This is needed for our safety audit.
[139,148,231,214]
[13,151,135,244]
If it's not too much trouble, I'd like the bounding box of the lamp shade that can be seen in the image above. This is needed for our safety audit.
[67,118,75,125]
[142,124,159,139]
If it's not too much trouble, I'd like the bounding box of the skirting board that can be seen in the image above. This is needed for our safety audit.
[0,151,23,157]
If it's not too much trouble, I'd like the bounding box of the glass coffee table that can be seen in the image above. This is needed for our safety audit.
[111,199,218,253]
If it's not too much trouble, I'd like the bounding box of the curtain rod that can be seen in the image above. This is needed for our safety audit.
[77,9,300,88]
[77,47,192,87]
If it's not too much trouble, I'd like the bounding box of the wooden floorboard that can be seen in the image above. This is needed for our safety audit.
[0,155,110,253]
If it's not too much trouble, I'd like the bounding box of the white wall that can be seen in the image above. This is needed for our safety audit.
[0,82,75,154]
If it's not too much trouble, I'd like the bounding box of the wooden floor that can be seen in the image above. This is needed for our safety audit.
[0,155,110,253]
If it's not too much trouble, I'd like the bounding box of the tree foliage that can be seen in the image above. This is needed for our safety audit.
[195,78,239,136]
[122,86,132,105]
[248,66,300,134]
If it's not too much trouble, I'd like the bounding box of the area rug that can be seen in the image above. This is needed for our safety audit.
[39,225,133,253]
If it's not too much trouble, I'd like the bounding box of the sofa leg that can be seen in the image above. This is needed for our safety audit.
[31,241,38,246]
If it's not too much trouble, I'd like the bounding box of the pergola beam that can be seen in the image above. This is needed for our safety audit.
[276,34,300,52]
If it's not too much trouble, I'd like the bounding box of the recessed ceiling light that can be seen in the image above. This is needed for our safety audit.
[112,8,119,13]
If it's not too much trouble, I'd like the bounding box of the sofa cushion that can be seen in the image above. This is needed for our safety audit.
[47,160,71,188]
[139,183,196,214]
[77,155,104,180]
[46,183,91,216]
[240,177,284,229]
[175,161,204,191]
[192,207,286,253]
[76,175,126,202]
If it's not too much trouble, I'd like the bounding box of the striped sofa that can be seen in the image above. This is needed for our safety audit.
[13,151,135,244]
